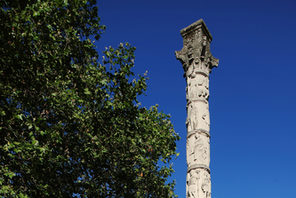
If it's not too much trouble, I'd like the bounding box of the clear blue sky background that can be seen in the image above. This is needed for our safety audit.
[97,0,296,197]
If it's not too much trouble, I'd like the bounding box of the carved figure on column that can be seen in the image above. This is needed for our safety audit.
[201,171,211,198]
[199,103,210,131]
[196,76,209,100]
[187,133,210,167]
[186,102,199,132]
[187,73,209,101]
[186,170,200,198]
[193,134,208,165]
[187,102,210,132]
[186,134,194,166]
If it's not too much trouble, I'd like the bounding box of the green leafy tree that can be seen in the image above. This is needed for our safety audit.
[0,0,179,197]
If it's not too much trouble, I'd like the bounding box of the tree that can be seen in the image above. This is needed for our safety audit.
[0,0,179,197]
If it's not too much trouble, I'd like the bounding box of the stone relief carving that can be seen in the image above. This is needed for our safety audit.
[186,74,209,101]
[186,170,200,198]
[201,171,211,198]
[186,169,211,198]
[186,103,198,132]
[187,133,210,167]
[199,103,210,132]
[176,28,218,77]
[186,102,210,132]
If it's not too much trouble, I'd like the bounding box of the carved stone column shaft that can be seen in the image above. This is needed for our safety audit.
[175,19,218,198]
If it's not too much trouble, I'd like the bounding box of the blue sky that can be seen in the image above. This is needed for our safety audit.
[97,0,296,197]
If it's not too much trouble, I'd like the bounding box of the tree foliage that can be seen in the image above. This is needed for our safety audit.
[0,0,179,197]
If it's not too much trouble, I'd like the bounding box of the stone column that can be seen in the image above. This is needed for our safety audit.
[175,19,219,198]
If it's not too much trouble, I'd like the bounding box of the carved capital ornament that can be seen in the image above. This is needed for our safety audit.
[176,19,218,77]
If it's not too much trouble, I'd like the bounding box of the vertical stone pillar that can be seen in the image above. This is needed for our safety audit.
[175,19,219,198]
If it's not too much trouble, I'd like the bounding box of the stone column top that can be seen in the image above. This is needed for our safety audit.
[175,19,219,76]
[180,19,212,41]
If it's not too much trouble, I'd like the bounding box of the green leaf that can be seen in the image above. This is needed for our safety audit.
[84,88,91,95]
[16,114,23,120]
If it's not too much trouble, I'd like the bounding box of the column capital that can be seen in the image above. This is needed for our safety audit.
[175,19,219,77]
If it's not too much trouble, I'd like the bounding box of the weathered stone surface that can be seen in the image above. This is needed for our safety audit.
[186,132,210,168]
[186,169,211,198]
[176,19,218,198]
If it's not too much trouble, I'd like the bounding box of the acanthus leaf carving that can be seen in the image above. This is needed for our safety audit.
[176,25,219,77]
